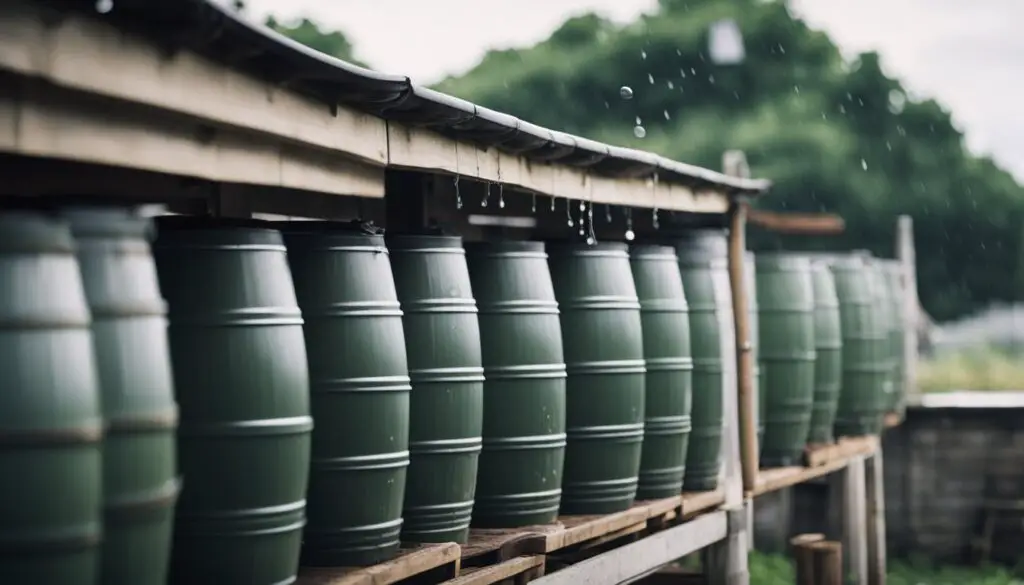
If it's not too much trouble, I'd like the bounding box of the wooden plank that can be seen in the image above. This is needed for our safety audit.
[295,543,461,585]
[811,541,843,585]
[439,556,544,585]
[755,438,880,497]
[833,457,868,585]
[529,511,728,585]
[747,209,845,235]
[521,497,681,554]
[681,489,726,517]
[803,436,879,467]
[865,451,888,585]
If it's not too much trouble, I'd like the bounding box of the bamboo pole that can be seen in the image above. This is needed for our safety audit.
[723,151,759,498]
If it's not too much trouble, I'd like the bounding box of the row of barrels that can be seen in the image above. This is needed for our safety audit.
[0,211,735,585]
[749,250,907,467]
[0,209,904,585]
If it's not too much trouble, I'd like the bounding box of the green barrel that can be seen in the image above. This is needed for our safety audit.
[868,258,897,411]
[671,231,731,492]
[831,255,890,436]
[882,261,906,413]
[66,209,180,585]
[548,242,645,513]
[153,218,313,585]
[630,245,693,500]
[807,261,842,444]
[0,213,103,585]
[465,241,566,527]
[387,234,483,543]
[756,254,816,467]
[280,223,410,566]
[743,251,764,452]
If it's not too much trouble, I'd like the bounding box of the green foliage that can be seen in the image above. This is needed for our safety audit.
[435,1,1024,320]
[264,16,366,67]
[748,551,1022,584]
[919,346,1024,392]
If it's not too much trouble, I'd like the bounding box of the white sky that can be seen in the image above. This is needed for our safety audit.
[241,0,1024,181]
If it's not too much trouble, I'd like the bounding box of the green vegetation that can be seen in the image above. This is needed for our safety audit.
[264,16,365,67]
[749,551,1022,584]
[918,347,1024,392]
[264,0,1024,322]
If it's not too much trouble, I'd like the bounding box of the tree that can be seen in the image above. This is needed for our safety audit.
[435,1,1024,320]
[264,16,367,68]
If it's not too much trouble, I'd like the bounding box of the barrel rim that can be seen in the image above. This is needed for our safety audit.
[269,220,385,237]
[0,211,76,252]
[544,240,628,253]
[629,243,678,258]
[386,233,464,248]
[464,240,545,254]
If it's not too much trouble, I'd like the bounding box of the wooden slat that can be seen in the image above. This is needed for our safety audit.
[803,436,879,467]
[439,556,544,585]
[295,543,461,585]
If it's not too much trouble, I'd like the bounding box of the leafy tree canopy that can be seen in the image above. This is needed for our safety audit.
[435,0,1024,320]
[265,15,365,67]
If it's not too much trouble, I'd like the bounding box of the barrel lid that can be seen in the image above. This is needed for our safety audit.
[386,232,464,250]
[274,220,386,248]
[0,212,75,253]
[63,207,152,241]
[629,243,677,259]
[464,240,545,255]
[545,240,629,255]
[153,216,284,248]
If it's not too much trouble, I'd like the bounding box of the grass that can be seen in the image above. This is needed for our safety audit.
[749,552,1023,584]
[917,347,1024,392]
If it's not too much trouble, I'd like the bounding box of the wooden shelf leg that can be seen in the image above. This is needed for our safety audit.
[865,450,888,585]
[704,504,751,585]
[828,457,868,585]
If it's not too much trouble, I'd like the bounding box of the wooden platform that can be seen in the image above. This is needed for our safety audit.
[296,489,726,585]
[754,436,878,496]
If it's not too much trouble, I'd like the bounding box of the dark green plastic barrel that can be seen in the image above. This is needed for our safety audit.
[743,251,764,452]
[807,261,842,444]
[882,261,906,413]
[466,241,566,527]
[548,242,645,513]
[757,254,816,467]
[281,223,410,566]
[0,213,102,585]
[67,209,180,585]
[153,218,313,585]
[672,231,731,491]
[630,245,692,500]
[387,235,483,543]
[831,255,890,436]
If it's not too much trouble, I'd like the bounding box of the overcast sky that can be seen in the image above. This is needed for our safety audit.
[241,0,1023,181]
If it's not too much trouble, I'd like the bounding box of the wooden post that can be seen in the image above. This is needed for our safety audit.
[828,458,868,585]
[705,150,752,585]
[790,533,825,585]
[865,451,887,585]
[811,541,844,585]
[896,216,918,404]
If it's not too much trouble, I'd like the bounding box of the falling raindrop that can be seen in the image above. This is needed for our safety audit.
[498,184,505,208]
[647,74,655,85]
[641,49,647,60]
[625,209,635,241]
[481,183,490,207]
[531,193,537,213]
[619,86,634,100]
[550,196,556,211]
[566,200,574,227]
[605,204,613,223]
[653,208,660,229]
[95,0,113,12]
[454,175,462,209]
[633,125,647,139]
[708,74,716,84]
[793,85,800,94]
[680,68,687,78]
[635,116,642,125]
[663,110,671,120]
[666,80,675,90]
[860,159,868,171]
[676,48,682,56]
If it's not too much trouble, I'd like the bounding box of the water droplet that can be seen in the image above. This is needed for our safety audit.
[680,68,687,78]
[633,125,647,139]
[860,158,868,171]
[666,80,674,90]
[635,116,642,125]
[95,0,113,13]
[793,85,800,94]
[625,229,636,241]
[708,74,716,84]
[619,86,634,100]
[663,110,671,120]
[586,236,596,245]
[641,49,647,60]
[647,73,655,84]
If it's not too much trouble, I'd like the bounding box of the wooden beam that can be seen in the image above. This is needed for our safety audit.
[790,534,825,585]
[865,451,888,585]
[747,209,845,235]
